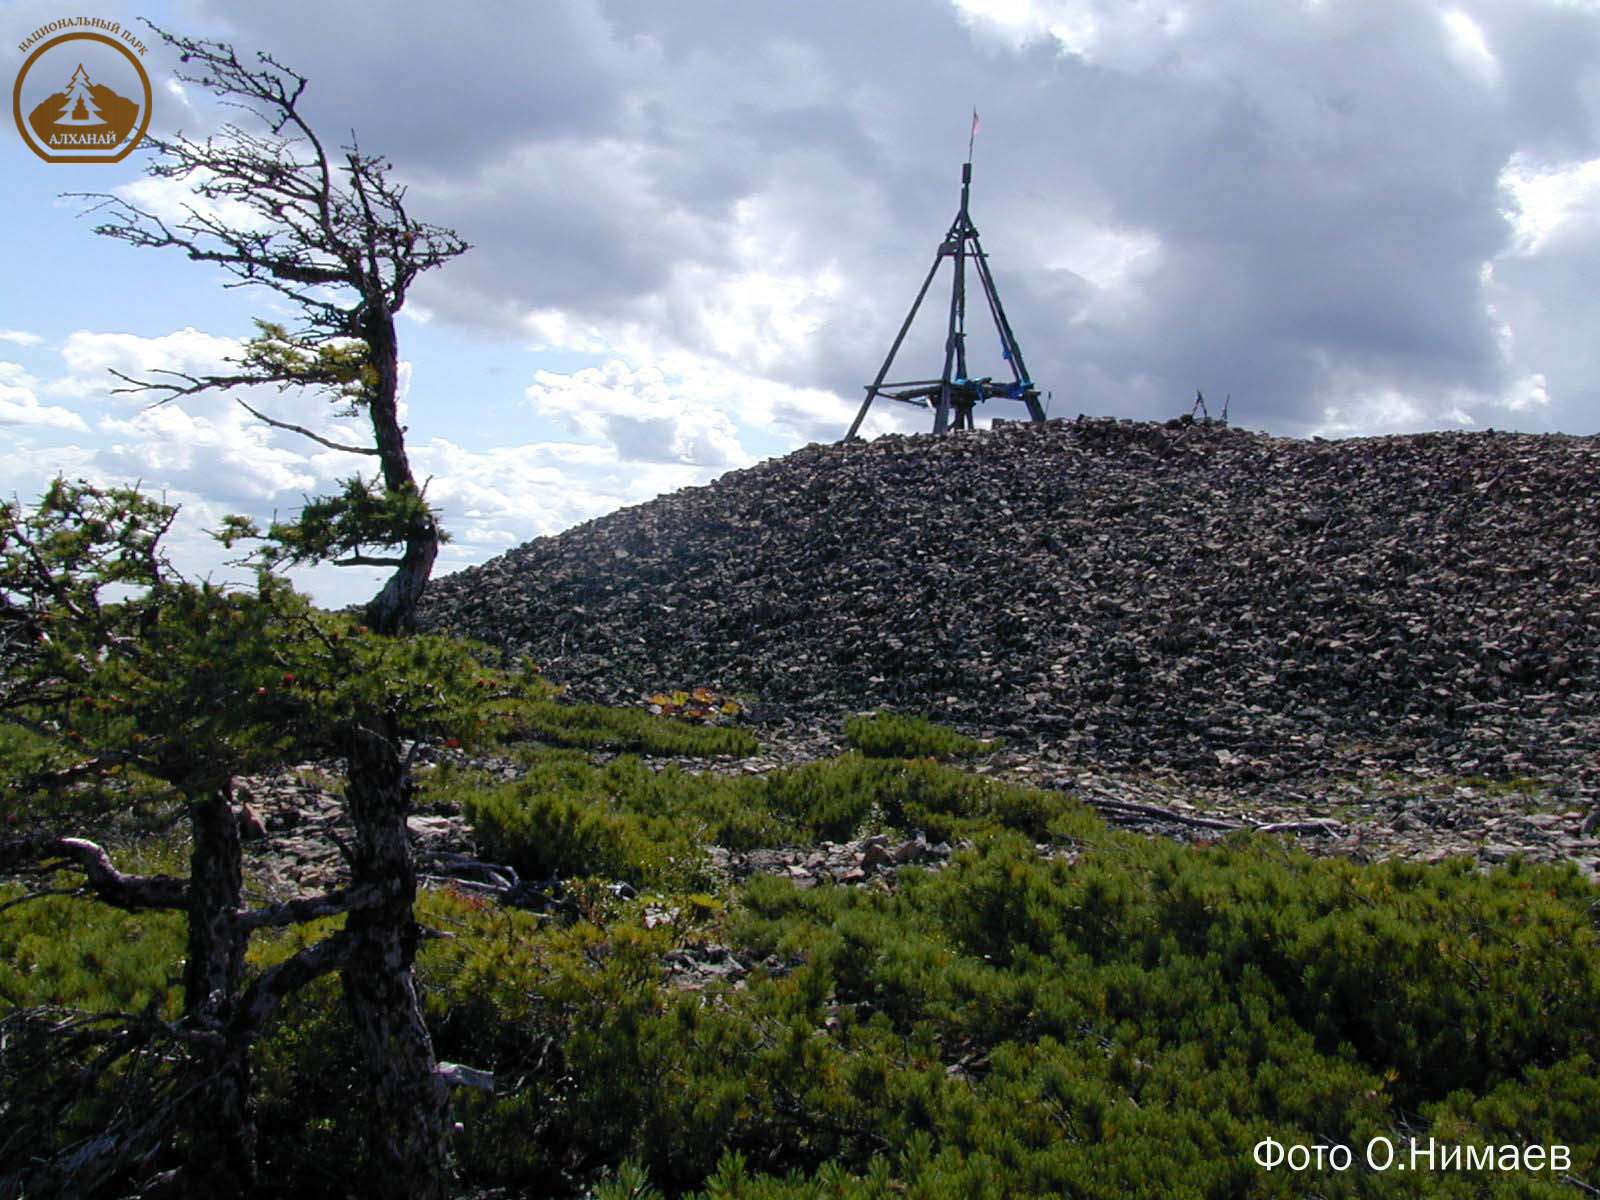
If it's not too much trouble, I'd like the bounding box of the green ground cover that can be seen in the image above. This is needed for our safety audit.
[3,713,1596,1197]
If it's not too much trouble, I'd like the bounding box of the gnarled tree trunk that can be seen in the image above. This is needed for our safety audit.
[340,716,452,1199]
[360,303,439,638]
[74,30,472,1193]
[182,787,255,1195]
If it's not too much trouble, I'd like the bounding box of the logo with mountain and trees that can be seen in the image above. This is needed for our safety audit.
[12,25,152,162]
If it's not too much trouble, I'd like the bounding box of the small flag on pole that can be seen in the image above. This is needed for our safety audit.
[968,107,980,162]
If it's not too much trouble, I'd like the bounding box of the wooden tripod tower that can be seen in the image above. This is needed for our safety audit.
[844,161,1045,439]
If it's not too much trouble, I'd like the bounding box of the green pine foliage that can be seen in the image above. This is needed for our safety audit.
[217,474,445,572]
[513,699,759,757]
[457,754,729,889]
[8,757,1599,1197]
[1,481,549,820]
[420,826,1599,1198]
[439,751,1090,889]
[0,480,556,1191]
[242,919,369,1183]
[442,753,785,889]
[410,756,1600,1197]
[0,858,185,1015]
[0,851,189,1180]
[843,712,994,760]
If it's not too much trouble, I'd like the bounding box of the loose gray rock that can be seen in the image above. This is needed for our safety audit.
[420,418,1600,792]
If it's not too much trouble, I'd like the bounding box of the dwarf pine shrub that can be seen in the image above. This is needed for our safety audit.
[759,754,1093,845]
[514,698,760,757]
[0,860,189,1185]
[843,712,993,760]
[10,738,1600,1197]
[445,751,1095,887]
[0,850,185,1014]
[290,804,1598,1197]
[447,752,804,887]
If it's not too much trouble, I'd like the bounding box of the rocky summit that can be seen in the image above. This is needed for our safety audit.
[421,417,1600,787]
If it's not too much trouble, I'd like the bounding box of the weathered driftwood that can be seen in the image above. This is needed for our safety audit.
[1077,798,1345,839]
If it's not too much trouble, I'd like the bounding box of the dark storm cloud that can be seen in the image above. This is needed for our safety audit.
[176,0,1600,436]
[1471,2,1600,158]
[170,0,647,165]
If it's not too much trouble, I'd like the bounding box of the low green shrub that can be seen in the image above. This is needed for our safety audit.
[758,756,881,842]
[446,751,1093,886]
[253,817,1593,1199]
[403,822,1589,1199]
[247,924,366,1187]
[459,757,691,889]
[1425,1054,1600,1181]
[0,853,185,1014]
[448,754,787,888]
[513,699,759,757]
[10,747,1599,1199]
[708,836,1600,1197]
[763,755,1092,845]
[0,856,189,1189]
[0,723,177,835]
[843,712,993,760]
[472,782,697,887]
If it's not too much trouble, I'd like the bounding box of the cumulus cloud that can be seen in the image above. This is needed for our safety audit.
[414,435,721,569]
[52,327,242,400]
[4,320,755,605]
[1499,153,1600,255]
[39,328,365,500]
[525,350,852,467]
[95,402,316,502]
[5,327,408,592]
[0,363,89,431]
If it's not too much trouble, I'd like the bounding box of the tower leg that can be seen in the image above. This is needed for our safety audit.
[844,250,947,440]
[934,224,967,435]
[971,248,1046,423]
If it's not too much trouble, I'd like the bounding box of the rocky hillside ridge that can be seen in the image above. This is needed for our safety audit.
[420,417,1600,788]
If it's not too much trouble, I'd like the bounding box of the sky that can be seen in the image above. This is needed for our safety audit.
[4,0,1599,607]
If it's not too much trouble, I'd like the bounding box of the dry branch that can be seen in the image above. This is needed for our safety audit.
[0,836,188,911]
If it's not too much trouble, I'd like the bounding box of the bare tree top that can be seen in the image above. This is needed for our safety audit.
[70,19,468,340]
